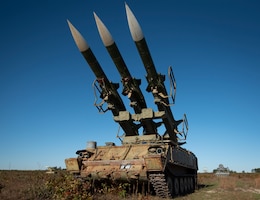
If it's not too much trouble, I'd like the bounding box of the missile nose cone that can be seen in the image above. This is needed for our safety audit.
[125,3,144,42]
[94,12,114,47]
[67,19,89,52]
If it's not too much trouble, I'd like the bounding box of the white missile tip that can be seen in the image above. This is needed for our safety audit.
[67,19,89,52]
[93,12,114,47]
[125,3,144,42]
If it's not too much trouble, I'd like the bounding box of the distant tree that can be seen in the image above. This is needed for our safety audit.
[252,168,260,173]
[213,164,230,176]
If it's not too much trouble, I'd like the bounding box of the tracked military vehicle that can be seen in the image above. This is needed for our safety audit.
[65,3,198,198]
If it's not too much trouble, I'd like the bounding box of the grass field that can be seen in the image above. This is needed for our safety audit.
[0,170,260,199]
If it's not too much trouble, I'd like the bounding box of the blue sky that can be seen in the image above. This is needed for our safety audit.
[0,0,259,172]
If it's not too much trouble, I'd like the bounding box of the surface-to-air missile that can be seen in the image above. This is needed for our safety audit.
[94,13,158,135]
[65,3,198,198]
[67,20,138,136]
[125,4,185,143]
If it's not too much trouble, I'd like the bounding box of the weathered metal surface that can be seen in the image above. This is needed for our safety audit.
[171,147,198,169]
[144,156,164,171]
[65,158,80,173]
[81,159,147,181]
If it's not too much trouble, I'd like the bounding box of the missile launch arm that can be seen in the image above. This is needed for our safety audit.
[125,4,186,143]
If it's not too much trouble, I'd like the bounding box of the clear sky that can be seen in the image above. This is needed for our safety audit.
[1,0,259,172]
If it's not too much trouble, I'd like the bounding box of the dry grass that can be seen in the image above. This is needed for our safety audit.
[0,170,260,200]
[0,170,50,200]
[175,173,260,200]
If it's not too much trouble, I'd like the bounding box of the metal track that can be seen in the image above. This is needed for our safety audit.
[149,173,171,198]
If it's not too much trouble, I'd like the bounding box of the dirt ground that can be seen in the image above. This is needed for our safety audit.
[0,170,260,200]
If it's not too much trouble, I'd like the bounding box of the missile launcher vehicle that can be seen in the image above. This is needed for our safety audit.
[65,3,198,198]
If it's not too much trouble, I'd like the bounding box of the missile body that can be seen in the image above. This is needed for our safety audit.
[125,4,183,142]
[67,20,138,136]
[94,13,157,134]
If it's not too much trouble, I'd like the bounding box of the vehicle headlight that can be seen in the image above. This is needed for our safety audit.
[120,164,131,169]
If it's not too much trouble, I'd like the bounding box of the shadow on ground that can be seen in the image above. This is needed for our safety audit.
[198,183,215,190]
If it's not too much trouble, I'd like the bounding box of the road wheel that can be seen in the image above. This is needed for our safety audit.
[191,177,195,191]
[173,177,179,196]
[183,177,188,194]
[188,177,193,193]
[167,176,174,197]
[179,177,184,194]
[186,177,190,192]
